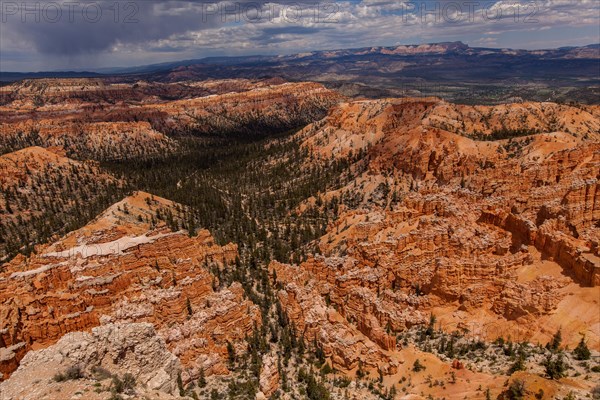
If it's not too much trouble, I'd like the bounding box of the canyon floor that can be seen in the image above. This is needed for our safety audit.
[0,78,598,400]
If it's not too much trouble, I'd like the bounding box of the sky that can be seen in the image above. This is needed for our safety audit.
[1,0,599,72]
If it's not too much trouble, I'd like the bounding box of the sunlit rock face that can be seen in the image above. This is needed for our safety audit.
[0,191,261,380]
[271,97,600,376]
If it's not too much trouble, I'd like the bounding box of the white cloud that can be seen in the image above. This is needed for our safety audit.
[1,0,598,71]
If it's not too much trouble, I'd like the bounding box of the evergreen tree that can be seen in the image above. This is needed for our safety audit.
[543,352,567,380]
[412,359,425,372]
[547,329,562,352]
[508,354,526,374]
[186,297,193,319]
[197,368,206,388]
[573,337,591,360]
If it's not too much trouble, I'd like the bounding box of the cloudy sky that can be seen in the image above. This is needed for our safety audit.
[1,0,599,72]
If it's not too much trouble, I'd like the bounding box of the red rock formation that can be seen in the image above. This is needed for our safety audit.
[270,97,600,376]
[0,192,261,380]
[271,260,398,373]
[0,79,342,160]
[451,359,464,370]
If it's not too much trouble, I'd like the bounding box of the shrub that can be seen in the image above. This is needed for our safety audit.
[112,376,125,394]
[508,379,526,400]
[412,359,426,372]
[591,384,600,399]
[333,376,351,388]
[91,365,112,380]
[65,366,84,380]
[53,365,83,382]
[121,373,136,393]
[111,373,135,394]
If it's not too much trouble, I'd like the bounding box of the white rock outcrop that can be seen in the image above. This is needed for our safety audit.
[0,323,181,400]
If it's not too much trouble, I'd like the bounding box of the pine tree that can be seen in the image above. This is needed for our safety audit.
[227,341,236,368]
[198,368,206,388]
[508,379,526,400]
[508,354,526,374]
[543,352,567,380]
[412,359,425,372]
[547,328,562,352]
[177,373,185,397]
[573,337,591,360]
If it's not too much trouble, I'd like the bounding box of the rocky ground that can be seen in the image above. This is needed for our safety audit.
[0,322,181,400]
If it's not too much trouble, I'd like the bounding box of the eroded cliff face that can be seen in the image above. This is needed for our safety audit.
[0,78,342,160]
[271,97,600,376]
[0,191,261,380]
[0,77,281,106]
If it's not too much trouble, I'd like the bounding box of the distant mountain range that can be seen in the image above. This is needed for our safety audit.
[3,41,599,104]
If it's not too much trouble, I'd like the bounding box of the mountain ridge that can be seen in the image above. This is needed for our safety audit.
[3,41,598,105]
[4,41,599,78]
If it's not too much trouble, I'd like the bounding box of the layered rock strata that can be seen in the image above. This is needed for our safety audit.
[0,191,261,380]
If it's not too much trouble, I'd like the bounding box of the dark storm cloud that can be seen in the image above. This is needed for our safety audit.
[3,1,216,55]
[1,0,323,55]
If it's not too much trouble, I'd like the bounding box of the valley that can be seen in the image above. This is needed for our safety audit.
[0,76,598,400]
